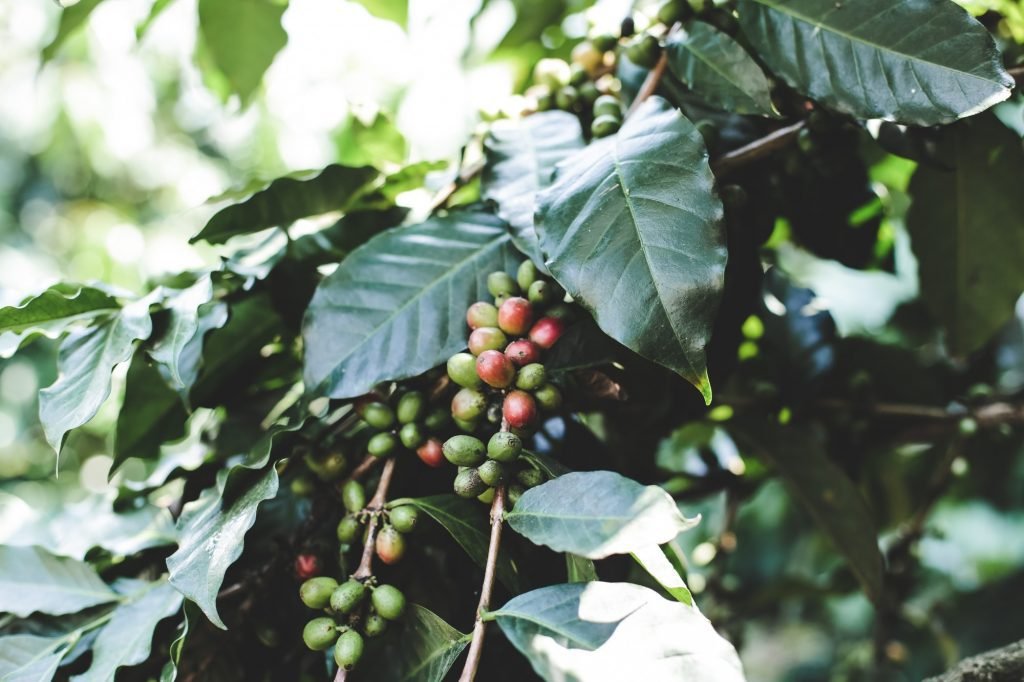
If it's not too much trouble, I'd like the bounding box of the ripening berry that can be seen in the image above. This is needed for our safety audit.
[527,280,564,307]
[364,613,388,637]
[361,402,395,430]
[593,94,622,119]
[303,617,338,651]
[367,432,398,458]
[505,339,541,367]
[330,579,367,614]
[487,431,523,462]
[375,525,406,565]
[478,460,505,486]
[417,438,445,468]
[529,317,566,349]
[447,352,482,388]
[454,467,488,498]
[534,383,564,411]
[498,297,535,336]
[337,515,361,543]
[294,553,320,580]
[443,435,486,467]
[299,576,338,609]
[389,505,419,533]
[476,350,516,388]
[399,422,426,450]
[371,584,407,620]
[468,327,509,355]
[466,301,499,329]
[342,480,366,513]
[517,261,539,291]
[396,391,426,424]
[515,363,547,391]
[518,467,545,488]
[487,271,520,298]
[451,388,487,422]
[334,629,364,671]
[503,390,538,429]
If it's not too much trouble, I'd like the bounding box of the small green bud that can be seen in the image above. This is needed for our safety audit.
[368,432,398,458]
[371,584,407,620]
[517,261,539,291]
[299,577,338,609]
[362,402,395,430]
[342,480,366,513]
[399,422,426,450]
[306,450,347,481]
[290,475,315,497]
[302,617,338,651]
[478,459,505,486]
[396,391,426,424]
[330,579,367,614]
[334,629,364,671]
[443,435,487,467]
[454,468,488,498]
[336,515,361,543]
[447,352,483,388]
[389,505,419,533]
[516,363,547,391]
[487,431,523,462]
[578,81,600,105]
[487,272,519,298]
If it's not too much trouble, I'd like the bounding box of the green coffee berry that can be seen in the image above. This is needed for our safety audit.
[396,391,426,424]
[399,422,426,450]
[451,388,488,422]
[536,91,555,111]
[592,33,618,52]
[518,467,545,488]
[528,280,564,307]
[555,85,578,110]
[478,459,505,486]
[290,475,315,497]
[516,363,547,391]
[578,81,600,105]
[593,94,621,119]
[626,34,661,69]
[337,515,361,543]
[454,467,488,498]
[424,406,451,432]
[517,261,539,291]
[534,383,563,411]
[371,584,407,620]
[368,432,398,458]
[306,450,347,481]
[299,576,338,609]
[959,417,979,437]
[362,402,395,430]
[591,114,621,138]
[342,480,366,513]
[447,352,482,388]
[487,271,519,298]
[508,483,526,507]
[330,579,367,614]
[302,617,338,651]
[389,505,419,533]
[334,629,364,671]
[487,431,523,462]
[364,613,388,637]
[443,434,487,466]
[657,0,691,24]
[478,487,496,504]
[453,416,479,433]
[545,303,575,321]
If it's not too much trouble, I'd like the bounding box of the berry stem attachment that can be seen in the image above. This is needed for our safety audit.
[353,456,397,581]
[458,484,506,682]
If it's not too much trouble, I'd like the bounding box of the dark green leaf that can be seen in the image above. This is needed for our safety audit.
[0,284,119,358]
[192,165,380,244]
[352,0,407,28]
[113,355,188,471]
[738,0,1014,125]
[41,0,106,62]
[149,276,216,391]
[196,0,288,104]
[0,634,67,682]
[287,208,408,268]
[665,22,776,117]
[536,97,726,404]
[506,471,699,559]
[361,605,469,682]
[908,114,1024,355]
[491,582,745,681]
[159,601,198,682]
[482,111,585,264]
[0,546,117,618]
[302,209,519,398]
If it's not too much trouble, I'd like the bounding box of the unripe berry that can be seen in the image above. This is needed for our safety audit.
[290,475,315,497]
[368,432,398,458]
[454,417,480,433]
[451,388,487,421]
[294,553,320,580]
[447,352,482,388]
[389,505,419,533]
[508,483,526,507]
[592,33,618,52]
[529,317,566,349]
[487,271,519,298]
[454,467,488,498]
[534,383,564,411]
[306,450,347,481]
[416,438,445,468]
[303,617,338,651]
[469,327,508,355]
[466,301,499,329]
[299,576,338,609]
[503,390,538,429]
[515,363,547,391]
[478,459,505,486]
[487,431,523,462]
[593,94,622,119]
[337,515,361,543]
[423,407,451,432]
[476,350,516,388]
[486,402,504,425]
[375,525,406,565]
[371,584,407,620]
[545,303,576,321]
[555,85,578,111]
[527,280,564,307]
[330,579,367,614]
[361,402,395,430]
[592,114,621,139]
[334,629,364,671]
[399,422,426,450]
[626,33,661,69]
[657,0,692,24]
[498,297,535,336]
[505,339,541,367]
[396,391,426,424]
[578,80,599,105]
[517,261,539,291]
[478,487,496,504]
[364,613,388,637]
[518,467,545,488]
[443,435,486,466]
[342,480,366,513]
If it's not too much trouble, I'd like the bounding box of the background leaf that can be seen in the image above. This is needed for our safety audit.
[41,0,106,62]
[0,634,67,682]
[0,546,116,618]
[113,354,188,470]
[738,0,1014,125]
[360,604,469,681]
[149,276,215,390]
[536,96,727,403]
[196,0,288,104]
[352,0,408,28]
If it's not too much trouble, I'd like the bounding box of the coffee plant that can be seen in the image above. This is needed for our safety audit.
[1,0,1023,680]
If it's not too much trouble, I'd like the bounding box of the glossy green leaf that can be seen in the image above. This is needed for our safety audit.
[631,545,693,605]
[70,579,183,682]
[159,601,198,682]
[0,634,67,682]
[491,582,745,681]
[907,114,1024,355]
[196,0,288,104]
[520,450,571,479]
[191,165,380,244]
[536,97,726,404]
[482,111,585,264]
[352,0,408,28]
[0,546,117,617]
[302,209,520,398]
[41,0,106,62]
[0,284,119,358]
[738,0,1014,125]
[39,296,154,458]
[114,355,188,471]
[361,605,469,682]
[149,276,215,391]
[391,495,521,591]
[665,22,776,117]
[506,471,700,559]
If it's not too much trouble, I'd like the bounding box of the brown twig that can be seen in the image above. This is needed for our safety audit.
[626,52,670,119]
[458,484,507,682]
[1009,65,1024,82]
[353,456,397,581]
[711,120,806,178]
[429,159,486,213]
[343,454,383,487]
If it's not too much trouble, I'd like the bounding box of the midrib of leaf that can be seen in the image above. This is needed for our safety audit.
[399,631,472,681]
[750,0,1002,86]
[675,36,756,96]
[508,510,640,523]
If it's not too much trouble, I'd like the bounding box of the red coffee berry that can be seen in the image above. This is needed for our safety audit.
[468,327,508,355]
[503,390,538,429]
[498,297,534,336]
[416,438,445,468]
[466,302,499,329]
[476,350,516,388]
[529,316,565,349]
[505,339,541,366]
[294,553,320,580]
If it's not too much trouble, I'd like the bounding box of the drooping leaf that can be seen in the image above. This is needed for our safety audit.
[733,421,885,603]
[0,634,67,682]
[520,449,571,479]
[0,546,117,618]
[159,601,199,682]
[506,471,700,559]
[482,111,585,264]
[391,495,521,591]
[491,582,746,681]
[149,276,216,390]
[191,165,380,244]
[631,545,693,605]
[41,0,106,62]
[907,114,1024,355]
[352,0,408,28]
[738,0,1014,125]
[113,354,188,471]
[566,554,598,583]
[39,296,154,457]
[302,209,520,398]
[196,0,288,104]
[536,96,727,404]
[665,22,776,117]
[70,580,183,682]
[0,285,119,358]
[360,605,469,682]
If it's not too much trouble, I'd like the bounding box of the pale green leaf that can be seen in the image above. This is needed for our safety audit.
[0,546,117,618]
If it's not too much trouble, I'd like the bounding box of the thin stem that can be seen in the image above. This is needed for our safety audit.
[459,484,507,682]
[711,120,806,178]
[344,454,383,487]
[429,159,486,213]
[353,456,397,581]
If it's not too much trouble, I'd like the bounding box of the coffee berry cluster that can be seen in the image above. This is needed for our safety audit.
[442,261,569,504]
